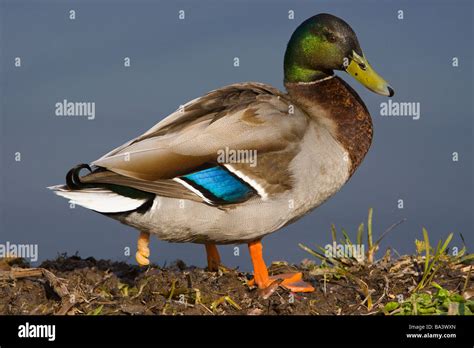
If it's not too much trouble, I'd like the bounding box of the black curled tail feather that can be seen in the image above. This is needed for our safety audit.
[66,164,92,189]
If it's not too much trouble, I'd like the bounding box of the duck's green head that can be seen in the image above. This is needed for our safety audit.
[284,13,394,97]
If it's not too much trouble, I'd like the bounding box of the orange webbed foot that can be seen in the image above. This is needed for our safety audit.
[247,240,315,293]
[248,272,315,293]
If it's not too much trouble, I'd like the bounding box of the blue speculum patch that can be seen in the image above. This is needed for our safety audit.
[182,166,254,203]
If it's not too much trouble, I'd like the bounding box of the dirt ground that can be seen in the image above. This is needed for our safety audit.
[0,252,471,315]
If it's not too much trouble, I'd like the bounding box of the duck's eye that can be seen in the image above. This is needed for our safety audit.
[358,62,367,71]
[325,32,337,43]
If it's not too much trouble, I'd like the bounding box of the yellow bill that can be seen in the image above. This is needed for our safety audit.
[346,51,394,97]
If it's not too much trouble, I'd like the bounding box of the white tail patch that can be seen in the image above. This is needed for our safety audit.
[48,185,147,213]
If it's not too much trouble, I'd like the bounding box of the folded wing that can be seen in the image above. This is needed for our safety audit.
[86,82,309,205]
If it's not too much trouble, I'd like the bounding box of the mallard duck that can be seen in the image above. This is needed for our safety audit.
[50,13,393,292]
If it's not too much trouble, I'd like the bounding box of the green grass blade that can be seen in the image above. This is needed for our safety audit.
[331,224,337,244]
[439,233,453,255]
[367,208,373,250]
[341,228,353,246]
[357,223,364,246]
[298,243,322,259]
[422,228,430,275]
[299,243,332,263]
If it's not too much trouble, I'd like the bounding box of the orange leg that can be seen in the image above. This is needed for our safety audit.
[205,243,221,271]
[135,231,150,266]
[248,239,315,293]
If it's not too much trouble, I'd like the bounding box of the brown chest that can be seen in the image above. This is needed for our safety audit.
[285,76,373,176]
